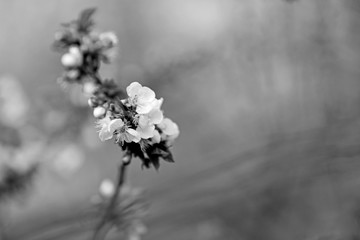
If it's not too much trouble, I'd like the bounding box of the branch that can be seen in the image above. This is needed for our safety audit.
[93,156,130,240]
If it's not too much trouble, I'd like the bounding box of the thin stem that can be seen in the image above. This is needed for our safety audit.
[87,70,127,113]
[87,70,102,85]
[93,160,129,240]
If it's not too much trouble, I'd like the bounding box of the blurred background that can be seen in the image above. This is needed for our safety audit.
[1,0,360,239]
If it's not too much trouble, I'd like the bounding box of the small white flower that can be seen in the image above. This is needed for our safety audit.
[97,116,141,143]
[99,179,115,198]
[61,46,83,68]
[158,118,179,140]
[126,82,156,114]
[97,116,123,141]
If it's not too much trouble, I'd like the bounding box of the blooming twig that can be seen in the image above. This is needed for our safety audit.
[53,8,179,240]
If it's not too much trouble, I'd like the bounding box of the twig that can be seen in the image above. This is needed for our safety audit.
[93,158,130,240]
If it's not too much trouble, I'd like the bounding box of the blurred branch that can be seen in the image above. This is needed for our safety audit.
[93,157,130,240]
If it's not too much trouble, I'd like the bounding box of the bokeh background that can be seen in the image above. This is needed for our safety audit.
[1,0,360,239]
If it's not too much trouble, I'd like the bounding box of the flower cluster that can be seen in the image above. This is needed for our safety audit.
[54,8,179,169]
[94,81,179,169]
[96,82,179,144]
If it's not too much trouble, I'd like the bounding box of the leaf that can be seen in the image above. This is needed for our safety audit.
[141,158,151,169]
[77,8,97,33]
[121,140,175,170]
[150,156,160,170]
[150,148,167,156]
[162,151,174,163]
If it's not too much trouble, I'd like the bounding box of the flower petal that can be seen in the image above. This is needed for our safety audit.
[152,130,161,144]
[150,98,163,110]
[137,87,155,104]
[138,115,149,129]
[159,118,179,137]
[136,103,153,114]
[125,128,141,143]
[97,115,111,125]
[108,118,124,133]
[149,109,163,125]
[137,125,155,139]
[126,82,142,98]
[99,126,113,141]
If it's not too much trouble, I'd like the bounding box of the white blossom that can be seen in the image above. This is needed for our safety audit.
[126,82,156,114]
[97,116,141,143]
[97,116,123,141]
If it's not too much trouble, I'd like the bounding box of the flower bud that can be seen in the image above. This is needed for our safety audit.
[83,82,98,96]
[61,54,76,68]
[99,179,115,198]
[88,98,98,108]
[61,46,83,68]
[99,32,118,48]
[93,106,106,118]
[122,154,132,165]
[66,69,80,80]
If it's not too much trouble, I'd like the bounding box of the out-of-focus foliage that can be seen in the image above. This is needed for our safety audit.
[1,0,360,240]
[0,73,91,202]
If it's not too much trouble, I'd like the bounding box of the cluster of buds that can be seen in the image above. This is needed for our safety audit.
[54,8,179,169]
[54,8,118,84]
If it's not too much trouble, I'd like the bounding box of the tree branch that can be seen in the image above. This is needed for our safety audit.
[93,158,130,240]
